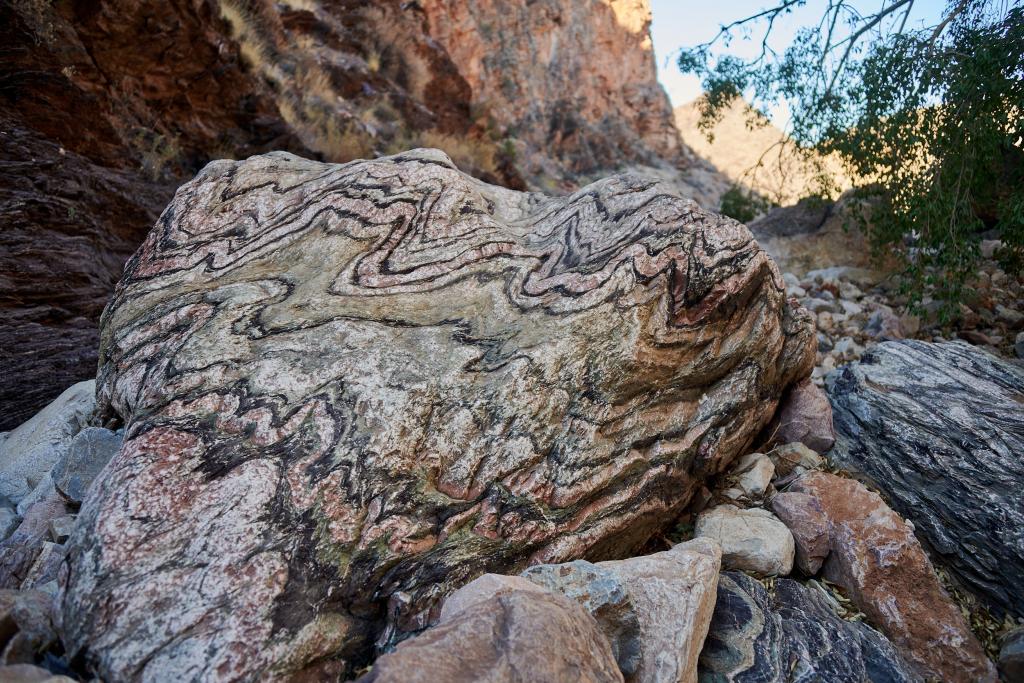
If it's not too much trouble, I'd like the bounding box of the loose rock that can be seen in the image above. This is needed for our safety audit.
[730,453,774,499]
[0,382,94,506]
[51,427,121,506]
[770,491,829,575]
[1000,627,1024,682]
[767,442,822,477]
[0,589,57,666]
[827,340,1024,618]
[792,471,997,682]
[698,572,922,683]
[695,506,794,576]
[768,379,835,453]
[361,587,624,683]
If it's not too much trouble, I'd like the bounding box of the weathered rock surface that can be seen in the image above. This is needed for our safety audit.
[698,571,922,683]
[827,340,1024,618]
[766,442,822,477]
[362,586,624,683]
[792,471,997,682]
[1001,627,1024,682]
[770,492,829,575]
[521,562,641,676]
[0,589,58,666]
[59,150,814,681]
[51,428,122,506]
[593,538,720,683]
[767,379,835,453]
[420,0,682,183]
[0,382,95,506]
[0,487,69,590]
[695,506,794,576]
[0,665,75,683]
[2,0,692,430]
[729,453,774,500]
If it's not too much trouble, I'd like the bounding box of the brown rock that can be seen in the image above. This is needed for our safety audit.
[769,492,829,575]
[60,151,815,681]
[767,442,823,477]
[792,471,996,682]
[769,379,836,453]
[361,588,623,683]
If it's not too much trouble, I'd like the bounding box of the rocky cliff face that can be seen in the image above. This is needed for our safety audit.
[419,0,682,187]
[0,0,684,431]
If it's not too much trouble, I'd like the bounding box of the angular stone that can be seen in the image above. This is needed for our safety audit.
[20,542,64,592]
[768,379,835,453]
[438,574,549,623]
[698,572,921,683]
[827,340,1024,618]
[767,442,822,477]
[361,588,623,683]
[695,506,794,576]
[770,491,829,575]
[48,515,76,545]
[731,453,773,499]
[792,471,996,682]
[51,427,121,506]
[0,381,94,506]
[0,508,19,542]
[594,538,720,683]
[0,589,57,666]
[521,562,641,677]
[1000,627,1024,682]
[61,150,815,680]
[0,486,68,589]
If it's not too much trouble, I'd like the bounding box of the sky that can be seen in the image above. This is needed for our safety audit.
[649,0,950,120]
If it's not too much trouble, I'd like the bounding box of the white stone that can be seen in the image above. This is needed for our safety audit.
[695,506,794,576]
[0,381,95,506]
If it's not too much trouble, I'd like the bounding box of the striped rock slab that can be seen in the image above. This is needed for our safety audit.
[60,149,814,681]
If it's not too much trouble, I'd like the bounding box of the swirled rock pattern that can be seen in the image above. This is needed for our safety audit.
[60,149,814,681]
[827,340,1024,618]
[698,572,921,683]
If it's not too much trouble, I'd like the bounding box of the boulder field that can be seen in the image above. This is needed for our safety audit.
[57,149,814,680]
[1,151,1017,682]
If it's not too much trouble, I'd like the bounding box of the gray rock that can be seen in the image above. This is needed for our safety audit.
[51,427,121,505]
[698,572,922,683]
[0,486,68,589]
[0,381,95,506]
[731,453,774,499]
[522,561,641,676]
[0,589,58,666]
[695,506,794,576]
[0,508,19,541]
[863,308,903,340]
[1016,330,1024,359]
[48,514,76,544]
[1000,627,1024,682]
[523,537,722,683]
[827,340,1024,617]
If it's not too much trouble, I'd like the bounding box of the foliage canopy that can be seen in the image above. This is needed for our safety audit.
[679,0,1024,308]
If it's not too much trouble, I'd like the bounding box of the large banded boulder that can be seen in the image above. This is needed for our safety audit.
[60,149,814,681]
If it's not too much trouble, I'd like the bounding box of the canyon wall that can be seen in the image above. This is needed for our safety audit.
[0,0,683,430]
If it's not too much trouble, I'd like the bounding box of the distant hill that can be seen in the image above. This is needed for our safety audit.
[674,98,853,207]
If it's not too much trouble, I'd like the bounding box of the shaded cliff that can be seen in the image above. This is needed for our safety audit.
[0,0,684,430]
